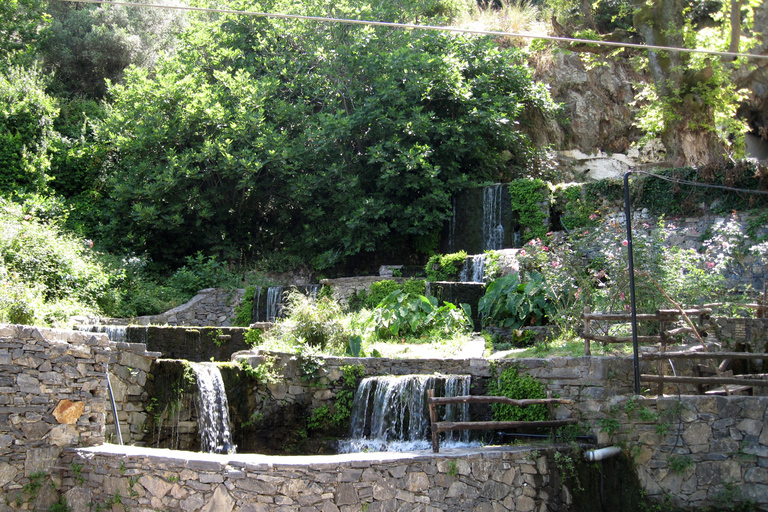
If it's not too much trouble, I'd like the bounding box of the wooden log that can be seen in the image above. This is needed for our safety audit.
[584,305,591,356]
[582,313,662,321]
[433,418,578,433]
[641,351,768,360]
[428,396,574,406]
[428,389,439,453]
[581,333,662,344]
[640,375,768,387]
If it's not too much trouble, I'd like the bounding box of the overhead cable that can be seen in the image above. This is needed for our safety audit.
[57,0,768,61]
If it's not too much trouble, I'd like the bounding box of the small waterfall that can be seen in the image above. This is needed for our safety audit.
[266,286,284,322]
[339,374,473,453]
[459,254,486,283]
[448,196,457,253]
[75,324,127,342]
[191,363,235,454]
[251,286,262,323]
[483,184,505,250]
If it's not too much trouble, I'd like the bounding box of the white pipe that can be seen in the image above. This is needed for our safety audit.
[584,446,621,462]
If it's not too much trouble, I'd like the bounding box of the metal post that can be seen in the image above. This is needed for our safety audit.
[106,367,124,445]
[624,171,641,395]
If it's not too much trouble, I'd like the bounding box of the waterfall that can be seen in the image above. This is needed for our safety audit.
[339,374,473,453]
[251,286,262,323]
[459,254,486,283]
[448,196,457,253]
[266,286,283,322]
[75,324,127,342]
[483,184,505,250]
[191,363,235,454]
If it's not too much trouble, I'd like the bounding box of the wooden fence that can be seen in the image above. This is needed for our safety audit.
[580,305,768,396]
[426,390,576,453]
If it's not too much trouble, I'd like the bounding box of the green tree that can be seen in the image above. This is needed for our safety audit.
[0,64,59,195]
[98,2,556,269]
[0,0,49,63]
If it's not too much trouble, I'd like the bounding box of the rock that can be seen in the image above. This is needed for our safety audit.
[52,399,85,424]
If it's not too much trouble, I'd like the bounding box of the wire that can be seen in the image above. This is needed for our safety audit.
[56,0,768,62]
[629,169,768,195]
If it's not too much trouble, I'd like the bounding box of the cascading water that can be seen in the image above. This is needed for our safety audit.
[191,362,235,454]
[339,374,474,453]
[75,324,127,342]
[459,254,486,283]
[266,286,284,322]
[251,286,263,323]
[483,184,505,250]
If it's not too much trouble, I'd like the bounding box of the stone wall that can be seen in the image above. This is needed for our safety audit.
[0,324,110,510]
[135,288,246,327]
[319,276,405,305]
[105,341,162,446]
[125,325,252,362]
[594,395,768,511]
[61,444,567,512]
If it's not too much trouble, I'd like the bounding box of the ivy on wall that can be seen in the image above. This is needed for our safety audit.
[507,178,548,242]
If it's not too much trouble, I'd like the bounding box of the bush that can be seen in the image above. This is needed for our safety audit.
[425,252,467,281]
[368,290,471,339]
[487,365,548,423]
[479,272,556,330]
[167,252,230,296]
[268,291,349,352]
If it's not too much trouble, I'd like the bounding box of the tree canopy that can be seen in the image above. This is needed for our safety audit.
[97,6,556,268]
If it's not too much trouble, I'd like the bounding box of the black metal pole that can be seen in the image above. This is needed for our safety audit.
[624,171,641,395]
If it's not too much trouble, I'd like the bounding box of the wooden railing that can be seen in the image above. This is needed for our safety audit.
[426,390,576,453]
[580,306,768,396]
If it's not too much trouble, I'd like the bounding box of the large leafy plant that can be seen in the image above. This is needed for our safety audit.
[479,272,556,330]
[369,290,471,339]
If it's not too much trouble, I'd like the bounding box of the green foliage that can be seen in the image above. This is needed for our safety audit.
[307,364,365,433]
[167,252,229,296]
[96,10,555,268]
[237,357,278,384]
[552,183,603,231]
[668,455,693,473]
[425,252,467,281]
[369,290,471,339]
[598,416,621,436]
[479,272,556,330]
[507,178,547,242]
[357,279,427,310]
[345,335,363,357]
[243,328,263,348]
[0,63,59,195]
[40,1,187,99]
[23,471,46,497]
[486,365,548,422]
[48,497,70,512]
[271,291,349,352]
[0,198,117,325]
[234,286,257,327]
[0,0,49,61]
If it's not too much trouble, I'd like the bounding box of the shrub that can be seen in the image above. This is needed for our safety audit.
[479,272,556,330]
[268,291,349,352]
[487,365,548,422]
[368,290,471,339]
[425,252,467,281]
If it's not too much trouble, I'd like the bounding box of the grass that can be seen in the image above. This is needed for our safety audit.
[494,329,634,359]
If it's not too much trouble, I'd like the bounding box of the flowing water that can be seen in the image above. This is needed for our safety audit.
[483,184,505,251]
[459,254,486,283]
[75,324,127,342]
[191,362,235,454]
[339,374,477,453]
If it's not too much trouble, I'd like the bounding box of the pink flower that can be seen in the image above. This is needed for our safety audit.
[584,231,589,235]
[546,231,552,236]
[542,246,549,251]
[620,292,625,300]
[622,240,628,246]
[589,214,598,220]
[706,261,714,269]
[23,214,31,221]
[520,250,526,256]
[552,261,559,268]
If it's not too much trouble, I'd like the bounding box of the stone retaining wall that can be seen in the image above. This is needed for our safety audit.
[2,325,767,511]
[597,395,768,510]
[62,444,566,512]
[135,288,246,327]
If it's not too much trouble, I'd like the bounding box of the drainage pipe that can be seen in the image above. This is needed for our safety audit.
[584,445,621,462]
[106,367,124,445]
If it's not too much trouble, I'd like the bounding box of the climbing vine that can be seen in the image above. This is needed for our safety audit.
[508,179,548,242]
[425,252,467,281]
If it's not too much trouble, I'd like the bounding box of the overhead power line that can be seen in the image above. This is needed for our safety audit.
[58,0,768,61]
